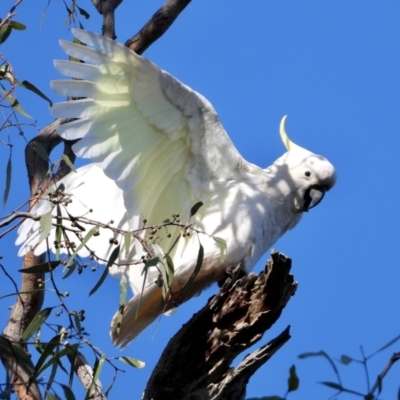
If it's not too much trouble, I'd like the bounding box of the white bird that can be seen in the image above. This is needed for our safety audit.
[16,29,336,348]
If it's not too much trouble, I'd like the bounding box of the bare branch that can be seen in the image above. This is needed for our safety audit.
[144,251,297,400]
[67,348,106,400]
[125,0,191,54]
[91,0,123,39]
[368,352,400,398]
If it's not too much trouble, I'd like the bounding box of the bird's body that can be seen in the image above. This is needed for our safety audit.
[16,29,336,348]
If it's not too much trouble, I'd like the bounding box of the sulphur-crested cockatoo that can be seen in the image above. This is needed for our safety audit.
[17,29,336,348]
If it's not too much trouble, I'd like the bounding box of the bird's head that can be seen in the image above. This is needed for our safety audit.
[273,116,337,213]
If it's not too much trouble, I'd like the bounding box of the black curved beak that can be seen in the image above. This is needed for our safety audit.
[303,185,328,212]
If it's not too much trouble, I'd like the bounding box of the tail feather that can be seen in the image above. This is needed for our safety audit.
[110,283,165,348]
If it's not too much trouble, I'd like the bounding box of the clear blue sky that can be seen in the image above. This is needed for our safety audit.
[1,1,400,399]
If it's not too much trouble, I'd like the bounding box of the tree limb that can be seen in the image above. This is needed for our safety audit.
[67,348,106,400]
[1,1,192,397]
[1,119,75,400]
[125,0,192,53]
[144,251,297,400]
[91,0,123,39]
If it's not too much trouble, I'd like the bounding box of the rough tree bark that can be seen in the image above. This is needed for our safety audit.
[144,251,296,400]
[2,1,297,399]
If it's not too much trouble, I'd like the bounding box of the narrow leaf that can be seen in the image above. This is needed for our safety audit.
[9,21,26,30]
[86,354,105,400]
[45,392,61,400]
[115,274,128,335]
[63,260,77,279]
[30,141,49,162]
[118,356,145,369]
[319,381,343,390]
[374,333,400,355]
[66,227,98,267]
[166,234,181,255]
[124,233,131,258]
[61,154,76,172]
[180,243,204,293]
[19,260,61,274]
[60,384,76,400]
[32,334,63,379]
[21,307,52,341]
[189,201,203,218]
[213,236,227,263]
[0,336,34,372]
[287,364,299,392]
[39,213,53,243]
[89,245,120,296]
[3,151,12,207]
[0,24,12,44]
[55,205,62,260]
[77,6,90,19]
[18,80,53,106]
[1,90,32,118]
[36,344,79,377]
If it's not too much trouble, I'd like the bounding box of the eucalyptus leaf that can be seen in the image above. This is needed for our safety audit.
[19,260,61,274]
[119,356,145,369]
[88,245,120,296]
[3,152,12,208]
[21,307,52,341]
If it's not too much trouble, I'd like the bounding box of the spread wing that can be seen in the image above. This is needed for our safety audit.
[51,29,259,227]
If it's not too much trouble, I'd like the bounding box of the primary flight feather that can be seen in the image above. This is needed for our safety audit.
[16,29,336,348]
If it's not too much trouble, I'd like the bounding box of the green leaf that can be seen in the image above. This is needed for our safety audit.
[213,236,227,263]
[86,354,106,400]
[60,384,76,400]
[287,364,299,392]
[63,260,77,279]
[180,243,204,293]
[0,24,12,44]
[36,344,79,377]
[88,245,120,296]
[32,334,63,379]
[17,80,53,106]
[166,234,181,255]
[30,141,50,162]
[55,205,62,260]
[73,313,81,335]
[124,233,131,258]
[0,336,34,372]
[19,260,61,274]
[340,355,353,365]
[61,154,76,172]
[1,90,32,118]
[66,227,98,267]
[39,213,53,243]
[374,333,400,355]
[319,381,343,390]
[9,21,26,30]
[190,201,203,218]
[21,307,52,341]
[45,392,61,400]
[77,6,90,19]
[118,356,145,369]
[3,151,12,208]
[115,274,128,335]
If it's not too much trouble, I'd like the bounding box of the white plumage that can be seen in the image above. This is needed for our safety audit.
[16,29,336,348]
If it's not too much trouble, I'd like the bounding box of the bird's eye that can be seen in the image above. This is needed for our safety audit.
[305,170,311,177]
